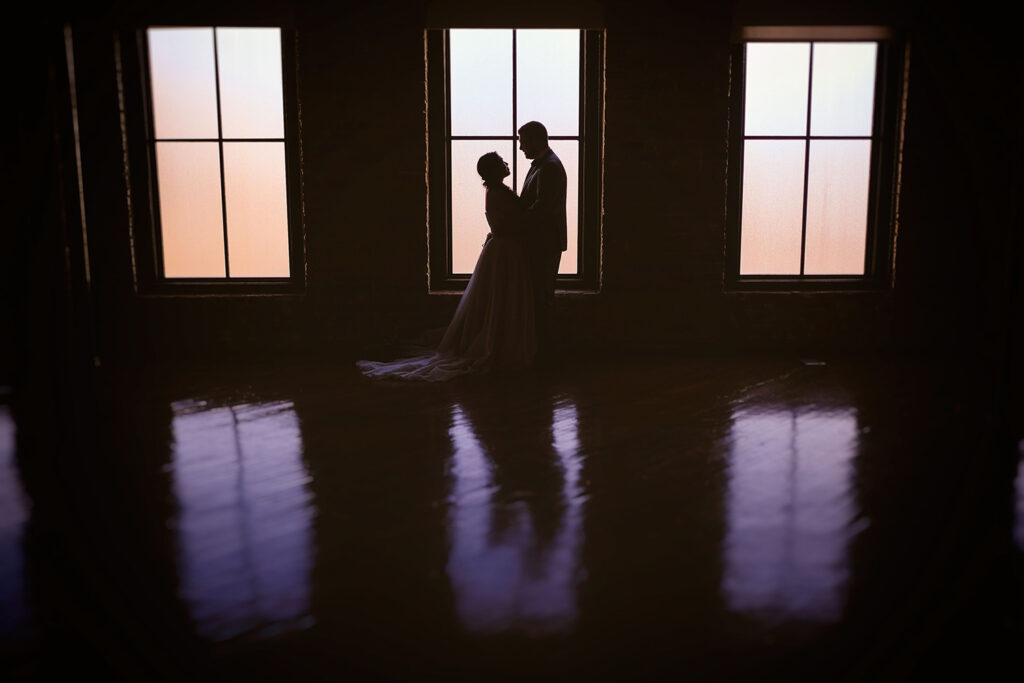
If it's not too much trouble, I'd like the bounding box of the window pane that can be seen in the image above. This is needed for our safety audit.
[803,140,871,275]
[451,140,515,274]
[744,43,810,137]
[215,28,286,139]
[809,43,877,137]
[147,28,220,139]
[516,30,580,136]
[156,142,226,277]
[739,140,805,275]
[450,30,513,136]
[223,142,290,278]
[517,141,579,275]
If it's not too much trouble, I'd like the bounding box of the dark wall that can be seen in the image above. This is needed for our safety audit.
[14,0,1021,369]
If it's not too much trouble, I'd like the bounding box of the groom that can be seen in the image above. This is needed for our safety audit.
[518,121,567,362]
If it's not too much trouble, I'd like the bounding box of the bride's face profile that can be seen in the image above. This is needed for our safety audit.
[478,153,510,184]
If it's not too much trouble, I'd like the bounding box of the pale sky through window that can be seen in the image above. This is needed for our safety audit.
[449,29,581,275]
[810,43,877,137]
[744,43,810,137]
[147,27,289,279]
[516,30,579,135]
[740,41,877,276]
[450,30,512,136]
[148,28,219,139]
[804,140,872,274]
[223,142,291,277]
[740,140,806,274]
[155,142,227,277]
[215,28,285,139]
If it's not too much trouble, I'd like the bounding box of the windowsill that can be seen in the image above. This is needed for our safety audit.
[138,291,307,299]
[135,280,306,297]
[723,278,891,294]
[429,275,600,296]
[428,288,600,296]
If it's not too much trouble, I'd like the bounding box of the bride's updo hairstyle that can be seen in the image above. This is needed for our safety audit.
[476,152,507,187]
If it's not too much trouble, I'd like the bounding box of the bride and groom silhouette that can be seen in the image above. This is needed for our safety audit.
[358,121,567,381]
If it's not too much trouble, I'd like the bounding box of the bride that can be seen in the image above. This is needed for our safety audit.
[357,152,537,381]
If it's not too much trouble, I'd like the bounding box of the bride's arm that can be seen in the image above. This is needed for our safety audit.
[485,187,525,236]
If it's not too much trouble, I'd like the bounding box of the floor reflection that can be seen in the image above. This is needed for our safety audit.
[446,396,584,635]
[723,405,861,623]
[0,405,31,639]
[170,399,315,641]
[1016,439,1024,553]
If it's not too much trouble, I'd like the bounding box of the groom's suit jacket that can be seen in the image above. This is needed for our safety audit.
[520,148,568,252]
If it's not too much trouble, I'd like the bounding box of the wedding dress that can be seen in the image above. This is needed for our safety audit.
[357,183,537,381]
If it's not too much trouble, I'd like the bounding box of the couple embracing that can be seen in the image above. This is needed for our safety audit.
[358,121,566,381]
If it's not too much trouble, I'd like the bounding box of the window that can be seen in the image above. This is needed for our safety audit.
[119,27,304,294]
[427,29,604,291]
[725,27,906,290]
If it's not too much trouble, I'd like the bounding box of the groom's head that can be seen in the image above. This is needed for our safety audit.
[518,121,548,160]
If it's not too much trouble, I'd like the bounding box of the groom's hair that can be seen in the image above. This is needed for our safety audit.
[518,120,548,145]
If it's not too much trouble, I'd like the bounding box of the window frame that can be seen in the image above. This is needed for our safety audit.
[426,28,604,293]
[118,26,306,296]
[724,28,907,292]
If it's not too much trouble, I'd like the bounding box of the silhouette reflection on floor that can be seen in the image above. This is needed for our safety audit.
[445,396,584,635]
[1,356,1019,680]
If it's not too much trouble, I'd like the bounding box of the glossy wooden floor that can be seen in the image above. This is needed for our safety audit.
[2,353,1022,681]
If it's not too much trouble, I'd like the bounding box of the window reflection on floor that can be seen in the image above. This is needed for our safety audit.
[170,399,314,641]
[445,398,584,634]
[1015,439,1024,553]
[722,406,860,623]
[0,405,31,639]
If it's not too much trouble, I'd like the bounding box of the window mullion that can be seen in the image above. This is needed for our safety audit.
[212,27,231,278]
[576,30,585,280]
[444,31,454,278]
[798,42,814,277]
[512,29,518,191]
[866,42,885,279]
